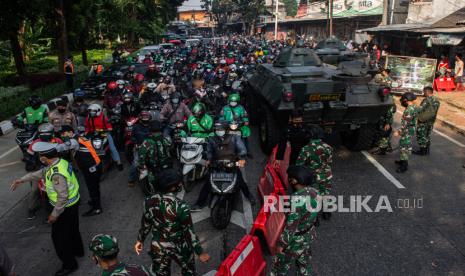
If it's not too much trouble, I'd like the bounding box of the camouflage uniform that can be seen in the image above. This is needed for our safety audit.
[399,104,418,161]
[416,96,440,147]
[137,133,172,194]
[89,234,151,276]
[272,186,319,276]
[377,104,396,149]
[295,139,333,195]
[137,192,203,276]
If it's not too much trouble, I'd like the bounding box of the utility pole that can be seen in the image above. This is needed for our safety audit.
[274,0,279,40]
[329,0,333,37]
[382,0,388,25]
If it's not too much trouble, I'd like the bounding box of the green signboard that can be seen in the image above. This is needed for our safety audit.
[385,55,437,94]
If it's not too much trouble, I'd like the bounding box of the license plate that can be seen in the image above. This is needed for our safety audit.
[309,94,341,102]
[212,173,234,182]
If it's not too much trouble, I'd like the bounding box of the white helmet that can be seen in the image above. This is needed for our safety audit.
[88,104,102,117]
[220,59,226,65]
[116,79,125,89]
[147,82,157,91]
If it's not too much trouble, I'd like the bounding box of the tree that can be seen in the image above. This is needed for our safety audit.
[283,0,298,17]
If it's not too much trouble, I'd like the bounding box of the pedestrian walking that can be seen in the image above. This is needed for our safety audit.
[414,86,440,156]
[64,57,75,91]
[134,169,210,275]
[11,142,84,275]
[393,92,418,173]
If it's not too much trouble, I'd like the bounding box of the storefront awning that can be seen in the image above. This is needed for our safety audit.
[358,23,429,33]
[427,33,465,45]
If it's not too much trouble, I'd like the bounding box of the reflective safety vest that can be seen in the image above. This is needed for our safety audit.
[45,159,80,207]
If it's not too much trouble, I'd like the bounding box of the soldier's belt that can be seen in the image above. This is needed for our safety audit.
[295,225,316,236]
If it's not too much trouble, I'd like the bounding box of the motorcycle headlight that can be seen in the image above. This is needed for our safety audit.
[92,139,102,150]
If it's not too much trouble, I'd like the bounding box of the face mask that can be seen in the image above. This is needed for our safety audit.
[230,101,238,107]
[171,98,180,104]
[215,130,226,137]
[58,108,66,114]
[207,69,211,72]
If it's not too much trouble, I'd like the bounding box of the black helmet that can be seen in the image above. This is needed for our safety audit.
[287,165,314,187]
[157,168,182,193]
[400,92,417,102]
[29,95,42,109]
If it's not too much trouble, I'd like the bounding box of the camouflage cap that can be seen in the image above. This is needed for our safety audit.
[89,234,119,257]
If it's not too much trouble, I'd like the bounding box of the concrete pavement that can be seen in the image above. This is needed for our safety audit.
[0,113,465,275]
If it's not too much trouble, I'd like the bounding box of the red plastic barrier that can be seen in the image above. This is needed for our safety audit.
[250,193,286,255]
[216,235,266,276]
[434,77,456,91]
[257,164,288,202]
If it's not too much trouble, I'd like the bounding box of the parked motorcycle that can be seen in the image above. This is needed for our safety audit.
[179,137,207,192]
[209,160,241,229]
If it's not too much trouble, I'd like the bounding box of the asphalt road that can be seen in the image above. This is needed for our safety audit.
[1,111,465,275]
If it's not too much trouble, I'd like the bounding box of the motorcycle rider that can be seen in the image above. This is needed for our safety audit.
[49,100,77,133]
[25,123,63,219]
[17,95,48,126]
[203,64,215,84]
[137,121,173,194]
[220,93,252,157]
[103,81,123,111]
[160,92,192,138]
[155,75,175,97]
[185,102,213,138]
[128,111,152,187]
[70,91,88,127]
[84,104,123,171]
[132,73,145,97]
[145,64,159,82]
[213,68,226,86]
[123,65,136,81]
[121,93,140,122]
[191,121,255,211]
[140,82,163,108]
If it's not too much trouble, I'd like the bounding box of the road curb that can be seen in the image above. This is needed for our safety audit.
[436,115,465,137]
[0,92,74,136]
[440,98,465,112]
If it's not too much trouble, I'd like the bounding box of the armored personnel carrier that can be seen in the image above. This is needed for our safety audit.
[314,37,368,66]
[245,44,393,153]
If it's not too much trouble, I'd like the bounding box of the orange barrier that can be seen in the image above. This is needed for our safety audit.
[250,193,286,255]
[216,235,266,276]
[434,77,456,92]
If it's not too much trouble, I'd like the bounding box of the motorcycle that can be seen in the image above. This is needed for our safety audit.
[15,124,39,170]
[146,101,163,123]
[109,103,123,150]
[124,116,138,163]
[179,137,207,192]
[87,131,112,179]
[209,160,241,229]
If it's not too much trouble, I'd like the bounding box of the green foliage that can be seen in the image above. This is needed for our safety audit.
[23,21,53,60]
[283,0,298,17]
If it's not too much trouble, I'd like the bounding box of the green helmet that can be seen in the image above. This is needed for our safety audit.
[192,102,206,117]
[228,52,234,57]
[89,234,119,258]
[228,93,240,103]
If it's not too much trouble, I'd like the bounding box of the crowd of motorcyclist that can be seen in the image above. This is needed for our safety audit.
[14,36,286,221]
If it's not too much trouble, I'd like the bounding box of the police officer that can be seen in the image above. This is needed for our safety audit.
[272,165,319,276]
[58,125,103,216]
[134,169,210,275]
[137,121,173,195]
[413,86,440,156]
[49,100,77,133]
[393,92,418,173]
[89,234,151,275]
[11,142,84,276]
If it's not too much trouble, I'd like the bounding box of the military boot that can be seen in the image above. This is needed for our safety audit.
[372,147,387,155]
[394,160,402,165]
[396,161,408,173]
[413,147,427,155]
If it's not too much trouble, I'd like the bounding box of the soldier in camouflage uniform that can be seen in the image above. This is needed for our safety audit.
[372,104,396,155]
[413,86,440,156]
[89,234,151,276]
[394,92,418,173]
[295,126,332,193]
[134,169,210,275]
[137,121,173,195]
[272,165,319,276]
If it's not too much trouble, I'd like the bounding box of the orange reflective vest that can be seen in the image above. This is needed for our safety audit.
[78,137,101,165]
[96,64,103,74]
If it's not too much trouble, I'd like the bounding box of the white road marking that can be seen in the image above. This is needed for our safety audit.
[395,110,465,148]
[0,161,21,168]
[0,146,19,160]
[192,208,211,224]
[433,129,465,148]
[361,151,406,189]
[241,192,253,232]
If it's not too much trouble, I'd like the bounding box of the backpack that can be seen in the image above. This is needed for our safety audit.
[417,103,436,122]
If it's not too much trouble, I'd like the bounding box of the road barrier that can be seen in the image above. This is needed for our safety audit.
[434,77,456,92]
[216,235,266,276]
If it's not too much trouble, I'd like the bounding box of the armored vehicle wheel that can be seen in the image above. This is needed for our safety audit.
[259,106,280,154]
[343,124,377,151]
[244,87,260,126]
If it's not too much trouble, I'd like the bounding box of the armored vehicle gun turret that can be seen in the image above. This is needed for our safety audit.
[244,45,393,153]
[314,37,368,66]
